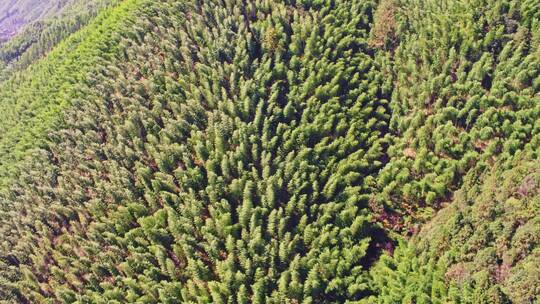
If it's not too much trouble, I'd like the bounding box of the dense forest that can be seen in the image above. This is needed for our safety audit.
[0,0,538,303]
[0,0,118,80]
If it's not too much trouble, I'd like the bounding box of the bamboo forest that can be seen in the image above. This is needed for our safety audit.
[0,0,538,303]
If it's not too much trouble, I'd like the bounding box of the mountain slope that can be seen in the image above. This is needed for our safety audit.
[1,0,393,302]
[371,0,540,232]
[366,0,540,302]
[0,0,116,80]
[0,0,538,303]
[370,154,539,303]
[0,0,138,192]
[0,0,73,43]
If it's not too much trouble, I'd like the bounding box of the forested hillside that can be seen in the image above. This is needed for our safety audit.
[0,0,116,80]
[0,0,538,303]
[0,0,105,42]
[0,0,56,42]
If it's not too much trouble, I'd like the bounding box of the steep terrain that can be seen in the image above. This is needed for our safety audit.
[0,0,538,303]
[0,0,50,42]
[0,0,77,43]
[0,0,116,80]
[370,154,539,303]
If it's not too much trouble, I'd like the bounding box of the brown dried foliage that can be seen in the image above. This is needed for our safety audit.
[369,0,397,49]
